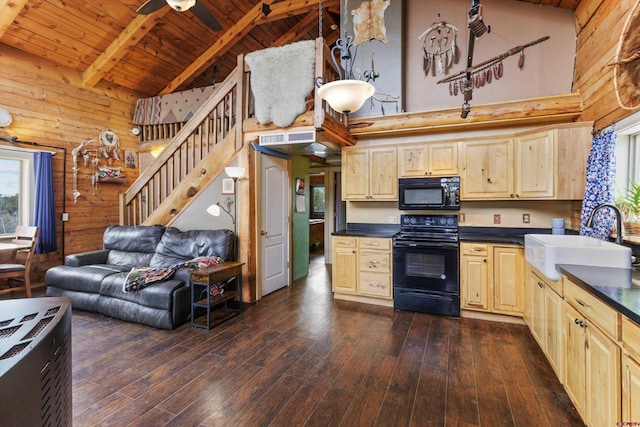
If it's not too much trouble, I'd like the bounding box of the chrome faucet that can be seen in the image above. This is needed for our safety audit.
[586,203,623,245]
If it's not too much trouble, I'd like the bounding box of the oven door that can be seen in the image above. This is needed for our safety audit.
[392,242,459,294]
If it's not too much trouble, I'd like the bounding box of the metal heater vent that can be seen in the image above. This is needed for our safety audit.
[0,326,21,340]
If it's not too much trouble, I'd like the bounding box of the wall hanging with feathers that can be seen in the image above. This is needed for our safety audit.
[419,14,459,76]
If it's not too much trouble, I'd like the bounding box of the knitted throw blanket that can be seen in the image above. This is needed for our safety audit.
[123,256,222,292]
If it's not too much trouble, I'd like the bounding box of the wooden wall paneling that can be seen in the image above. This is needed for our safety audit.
[0,44,140,282]
[575,0,639,128]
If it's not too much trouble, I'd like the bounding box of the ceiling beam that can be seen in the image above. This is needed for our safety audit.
[160,0,340,95]
[0,0,29,38]
[83,10,171,87]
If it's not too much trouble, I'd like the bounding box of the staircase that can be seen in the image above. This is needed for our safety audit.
[119,56,247,226]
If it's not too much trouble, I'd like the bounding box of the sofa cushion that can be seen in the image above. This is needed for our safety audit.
[103,225,166,267]
[99,272,186,310]
[150,228,233,267]
[45,264,127,294]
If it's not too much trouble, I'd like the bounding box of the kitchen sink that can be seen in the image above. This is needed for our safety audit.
[524,234,632,281]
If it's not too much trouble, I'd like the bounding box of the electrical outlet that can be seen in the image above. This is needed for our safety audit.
[61,212,69,222]
[493,214,501,224]
[459,213,465,223]
[522,213,530,224]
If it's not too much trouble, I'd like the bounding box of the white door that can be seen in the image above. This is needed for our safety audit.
[260,154,289,296]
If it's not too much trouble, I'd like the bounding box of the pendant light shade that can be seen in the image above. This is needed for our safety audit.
[318,80,376,115]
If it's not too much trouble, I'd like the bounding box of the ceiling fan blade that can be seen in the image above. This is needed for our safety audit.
[137,0,167,15]
[190,1,222,31]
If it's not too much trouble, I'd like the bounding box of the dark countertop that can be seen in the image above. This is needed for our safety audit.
[558,264,640,326]
[459,227,579,245]
[332,223,400,238]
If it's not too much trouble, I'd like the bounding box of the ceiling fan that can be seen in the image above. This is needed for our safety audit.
[137,0,222,31]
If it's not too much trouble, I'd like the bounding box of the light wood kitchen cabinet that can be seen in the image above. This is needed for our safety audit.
[342,147,397,201]
[331,236,357,294]
[358,237,392,298]
[460,242,523,316]
[562,277,621,427]
[460,123,592,200]
[622,316,640,423]
[460,138,514,199]
[515,130,555,198]
[331,236,392,302]
[526,266,564,379]
[493,246,523,314]
[460,243,489,311]
[398,142,458,177]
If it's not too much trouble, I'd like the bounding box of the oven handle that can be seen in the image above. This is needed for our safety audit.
[393,241,459,250]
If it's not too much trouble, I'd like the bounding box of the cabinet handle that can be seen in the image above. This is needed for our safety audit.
[483,259,487,263]
[367,242,380,246]
[368,283,386,289]
[575,298,591,309]
[369,260,380,264]
[340,241,352,245]
[574,318,587,328]
[537,281,545,288]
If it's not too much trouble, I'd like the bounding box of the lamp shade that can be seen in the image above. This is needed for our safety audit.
[166,0,196,11]
[317,80,375,114]
[225,166,245,178]
[206,204,221,217]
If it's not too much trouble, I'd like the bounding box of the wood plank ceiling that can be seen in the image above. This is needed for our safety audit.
[0,0,580,98]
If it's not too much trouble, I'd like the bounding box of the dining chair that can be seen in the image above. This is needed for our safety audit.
[0,226,40,298]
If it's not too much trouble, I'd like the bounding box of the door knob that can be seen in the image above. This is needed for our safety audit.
[261,230,268,236]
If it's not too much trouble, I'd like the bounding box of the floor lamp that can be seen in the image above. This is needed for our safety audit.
[207,166,245,261]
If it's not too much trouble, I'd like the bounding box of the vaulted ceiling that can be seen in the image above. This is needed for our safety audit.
[0,0,580,98]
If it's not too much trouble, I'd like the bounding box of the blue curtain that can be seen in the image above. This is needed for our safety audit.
[33,152,57,253]
[580,128,617,240]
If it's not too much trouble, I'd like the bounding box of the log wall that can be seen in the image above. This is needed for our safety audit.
[0,44,141,284]
[575,0,638,128]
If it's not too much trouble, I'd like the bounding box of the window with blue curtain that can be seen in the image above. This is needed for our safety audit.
[33,152,57,253]
[580,128,617,240]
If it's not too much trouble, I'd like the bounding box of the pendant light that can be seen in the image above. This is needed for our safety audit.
[316,0,377,116]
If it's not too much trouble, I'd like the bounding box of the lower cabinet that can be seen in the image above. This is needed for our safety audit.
[526,266,563,379]
[622,316,640,423]
[332,236,358,294]
[331,236,392,304]
[561,277,621,427]
[460,242,523,316]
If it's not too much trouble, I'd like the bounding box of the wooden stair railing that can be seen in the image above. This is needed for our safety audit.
[120,55,246,226]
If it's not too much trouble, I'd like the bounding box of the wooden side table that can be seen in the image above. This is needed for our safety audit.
[190,261,244,330]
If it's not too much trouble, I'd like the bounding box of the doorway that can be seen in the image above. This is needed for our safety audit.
[259,153,290,297]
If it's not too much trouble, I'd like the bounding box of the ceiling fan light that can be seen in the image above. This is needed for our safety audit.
[318,80,375,115]
[166,0,196,12]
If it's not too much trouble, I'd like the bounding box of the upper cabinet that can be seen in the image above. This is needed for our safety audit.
[398,142,459,177]
[460,137,514,199]
[460,123,592,201]
[342,147,397,201]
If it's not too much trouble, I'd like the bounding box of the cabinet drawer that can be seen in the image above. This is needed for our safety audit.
[359,272,392,298]
[333,236,357,248]
[622,316,640,361]
[564,277,620,340]
[461,242,488,256]
[359,250,391,273]
[358,237,391,250]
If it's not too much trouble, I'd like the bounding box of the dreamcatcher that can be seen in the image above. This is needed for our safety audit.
[98,128,122,162]
[419,14,459,76]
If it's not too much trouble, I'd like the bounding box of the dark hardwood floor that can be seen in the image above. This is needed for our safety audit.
[19,252,584,426]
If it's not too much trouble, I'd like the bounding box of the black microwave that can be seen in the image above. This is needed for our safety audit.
[398,177,460,210]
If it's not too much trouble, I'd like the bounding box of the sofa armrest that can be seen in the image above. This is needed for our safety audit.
[65,249,110,267]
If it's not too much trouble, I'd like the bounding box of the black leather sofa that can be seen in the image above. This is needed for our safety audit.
[45,225,233,329]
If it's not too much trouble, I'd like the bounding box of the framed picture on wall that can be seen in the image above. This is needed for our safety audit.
[124,150,138,169]
[296,178,305,195]
[222,178,234,194]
